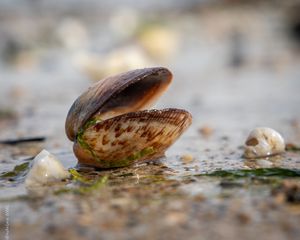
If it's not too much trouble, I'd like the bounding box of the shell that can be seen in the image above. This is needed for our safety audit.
[25,150,70,187]
[73,109,191,168]
[244,127,285,159]
[66,67,172,141]
[65,67,192,168]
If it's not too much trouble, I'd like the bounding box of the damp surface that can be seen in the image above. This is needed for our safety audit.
[1,2,300,240]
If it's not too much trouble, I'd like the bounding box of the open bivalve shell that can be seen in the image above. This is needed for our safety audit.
[65,67,192,168]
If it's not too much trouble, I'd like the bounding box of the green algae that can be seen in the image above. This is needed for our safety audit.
[70,175,108,194]
[0,161,31,182]
[69,168,93,184]
[77,117,102,161]
[78,175,108,193]
[55,168,108,195]
[203,168,300,178]
[56,174,108,195]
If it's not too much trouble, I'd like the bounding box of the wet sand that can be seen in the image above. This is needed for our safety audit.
[1,2,300,239]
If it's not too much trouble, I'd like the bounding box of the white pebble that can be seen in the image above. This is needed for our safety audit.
[244,127,285,159]
[25,150,70,187]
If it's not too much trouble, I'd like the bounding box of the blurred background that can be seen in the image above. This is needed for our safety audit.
[0,0,300,150]
[1,2,300,238]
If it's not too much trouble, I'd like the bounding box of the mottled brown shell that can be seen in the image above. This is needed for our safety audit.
[65,67,192,168]
[74,109,192,168]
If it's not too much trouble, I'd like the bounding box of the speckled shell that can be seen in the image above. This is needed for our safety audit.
[74,109,192,168]
[65,67,192,168]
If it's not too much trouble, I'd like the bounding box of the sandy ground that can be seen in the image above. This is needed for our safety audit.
[0,2,300,239]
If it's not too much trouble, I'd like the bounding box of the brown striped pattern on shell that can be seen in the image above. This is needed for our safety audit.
[74,108,192,168]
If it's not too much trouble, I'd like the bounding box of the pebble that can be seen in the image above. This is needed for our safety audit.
[244,127,285,159]
[180,154,194,164]
[25,149,70,188]
[198,125,214,138]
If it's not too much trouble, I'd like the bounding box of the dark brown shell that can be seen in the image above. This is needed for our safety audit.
[66,67,172,141]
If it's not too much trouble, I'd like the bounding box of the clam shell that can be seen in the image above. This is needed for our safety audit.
[66,67,172,141]
[73,108,192,168]
[66,67,192,168]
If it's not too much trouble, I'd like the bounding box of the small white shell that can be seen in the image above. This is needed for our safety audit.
[25,150,70,187]
[244,127,285,159]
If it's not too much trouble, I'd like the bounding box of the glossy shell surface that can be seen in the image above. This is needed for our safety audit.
[66,67,172,141]
[65,67,192,168]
